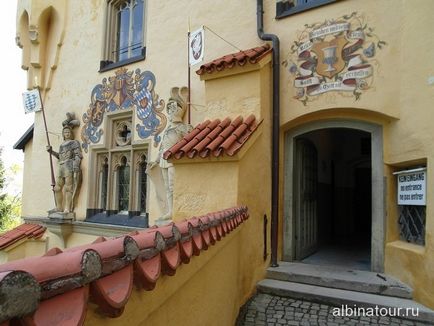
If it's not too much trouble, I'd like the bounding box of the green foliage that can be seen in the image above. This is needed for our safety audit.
[0,148,22,233]
[0,195,21,232]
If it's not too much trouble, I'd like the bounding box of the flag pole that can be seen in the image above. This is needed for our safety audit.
[187,18,191,124]
[34,78,57,205]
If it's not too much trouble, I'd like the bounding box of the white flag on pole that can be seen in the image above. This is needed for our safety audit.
[189,26,205,66]
[22,89,43,114]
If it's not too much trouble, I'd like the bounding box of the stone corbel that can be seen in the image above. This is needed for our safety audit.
[15,34,23,48]
[28,25,39,44]
[45,214,74,249]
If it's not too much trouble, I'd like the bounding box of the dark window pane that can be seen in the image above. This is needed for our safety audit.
[140,158,147,213]
[118,161,130,211]
[101,162,108,210]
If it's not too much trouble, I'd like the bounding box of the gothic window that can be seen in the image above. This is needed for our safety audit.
[101,0,147,71]
[88,116,149,227]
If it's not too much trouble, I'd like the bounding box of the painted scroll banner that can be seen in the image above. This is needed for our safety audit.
[341,66,373,81]
[309,23,350,39]
[295,65,373,95]
[297,41,313,55]
[308,81,355,96]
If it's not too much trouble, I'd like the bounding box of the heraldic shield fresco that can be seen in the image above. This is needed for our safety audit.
[283,12,387,105]
[81,68,167,152]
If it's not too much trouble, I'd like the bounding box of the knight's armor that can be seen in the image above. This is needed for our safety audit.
[58,140,82,177]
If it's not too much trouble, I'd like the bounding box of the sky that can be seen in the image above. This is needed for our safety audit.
[0,2,34,194]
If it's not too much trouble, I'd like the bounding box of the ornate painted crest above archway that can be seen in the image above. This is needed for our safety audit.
[283,12,387,105]
[81,68,167,152]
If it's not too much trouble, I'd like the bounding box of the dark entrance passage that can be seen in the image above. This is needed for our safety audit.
[294,128,372,270]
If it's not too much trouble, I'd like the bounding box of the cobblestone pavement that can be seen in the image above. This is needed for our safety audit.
[237,293,431,326]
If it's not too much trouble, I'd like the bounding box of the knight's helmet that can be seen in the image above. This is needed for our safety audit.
[167,87,188,122]
[62,112,80,139]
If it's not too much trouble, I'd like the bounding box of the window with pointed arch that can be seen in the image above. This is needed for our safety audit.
[87,116,149,227]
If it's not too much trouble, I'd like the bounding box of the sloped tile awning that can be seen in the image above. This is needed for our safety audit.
[163,114,261,160]
[0,223,46,250]
[196,44,272,75]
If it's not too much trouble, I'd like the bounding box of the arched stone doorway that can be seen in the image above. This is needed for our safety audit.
[283,120,384,272]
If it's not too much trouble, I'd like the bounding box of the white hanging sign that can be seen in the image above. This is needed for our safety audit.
[394,168,426,206]
[189,26,205,66]
[22,89,42,114]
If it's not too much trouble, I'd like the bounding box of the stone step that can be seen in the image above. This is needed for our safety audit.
[266,262,413,299]
[257,279,434,324]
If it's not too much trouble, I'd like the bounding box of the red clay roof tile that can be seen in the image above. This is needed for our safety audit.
[196,44,272,75]
[190,118,231,158]
[91,265,134,317]
[163,115,261,160]
[0,223,46,250]
[0,248,100,286]
[161,245,181,276]
[0,206,249,324]
[134,255,161,290]
[0,270,40,322]
[130,229,165,252]
[176,119,221,159]
[29,287,89,326]
[164,120,211,159]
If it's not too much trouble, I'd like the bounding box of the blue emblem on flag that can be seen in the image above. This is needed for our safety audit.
[22,89,42,114]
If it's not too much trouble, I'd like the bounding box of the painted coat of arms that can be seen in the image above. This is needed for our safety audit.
[81,68,167,152]
[283,12,387,105]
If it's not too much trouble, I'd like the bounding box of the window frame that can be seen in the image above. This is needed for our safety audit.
[276,0,337,19]
[100,0,147,72]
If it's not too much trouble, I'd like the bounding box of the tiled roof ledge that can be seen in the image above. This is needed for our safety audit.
[164,115,263,164]
[0,206,249,324]
[0,223,46,251]
[197,44,272,81]
[175,121,263,164]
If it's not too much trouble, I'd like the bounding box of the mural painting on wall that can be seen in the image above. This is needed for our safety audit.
[81,68,167,152]
[283,12,387,105]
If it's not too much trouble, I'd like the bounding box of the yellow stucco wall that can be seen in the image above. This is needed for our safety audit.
[21,138,34,216]
[172,161,239,221]
[15,0,434,315]
[0,238,46,263]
